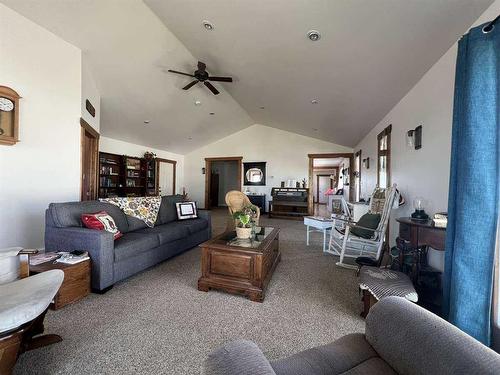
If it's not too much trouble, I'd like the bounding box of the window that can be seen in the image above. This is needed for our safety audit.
[377,125,392,188]
[354,150,362,201]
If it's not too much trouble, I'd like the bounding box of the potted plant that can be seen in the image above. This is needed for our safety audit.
[144,151,156,161]
[232,205,258,239]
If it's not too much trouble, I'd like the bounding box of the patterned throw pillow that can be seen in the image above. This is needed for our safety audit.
[176,201,198,220]
[81,211,122,240]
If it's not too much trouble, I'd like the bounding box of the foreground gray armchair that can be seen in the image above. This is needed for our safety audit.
[204,297,500,375]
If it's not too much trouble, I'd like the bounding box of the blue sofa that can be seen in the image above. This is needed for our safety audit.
[45,195,211,292]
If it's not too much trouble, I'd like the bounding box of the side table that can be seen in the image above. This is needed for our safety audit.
[304,216,333,251]
[29,259,91,310]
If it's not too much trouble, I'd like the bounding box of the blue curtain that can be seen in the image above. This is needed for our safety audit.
[443,20,500,346]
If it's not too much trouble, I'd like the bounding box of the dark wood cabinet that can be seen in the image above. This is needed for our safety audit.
[247,194,266,213]
[396,217,446,314]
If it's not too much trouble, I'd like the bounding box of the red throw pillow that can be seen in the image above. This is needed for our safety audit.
[81,211,122,240]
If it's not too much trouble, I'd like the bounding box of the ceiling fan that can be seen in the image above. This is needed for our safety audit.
[167,61,232,95]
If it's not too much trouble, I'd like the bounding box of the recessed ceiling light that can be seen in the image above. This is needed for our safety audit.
[259,106,265,109]
[188,137,193,140]
[202,20,214,30]
[194,100,201,106]
[209,112,215,115]
[311,99,319,104]
[307,30,321,41]
[144,120,150,124]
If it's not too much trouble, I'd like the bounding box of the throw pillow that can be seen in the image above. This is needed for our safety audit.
[350,213,381,239]
[176,201,197,220]
[81,211,123,240]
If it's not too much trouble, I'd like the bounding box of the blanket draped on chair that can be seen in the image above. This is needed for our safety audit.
[100,196,161,227]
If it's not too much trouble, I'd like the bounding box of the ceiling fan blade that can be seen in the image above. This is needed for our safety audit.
[168,69,195,77]
[204,81,219,95]
[208,76,233,82]
[182,80,199,90]
[198,61,206,71]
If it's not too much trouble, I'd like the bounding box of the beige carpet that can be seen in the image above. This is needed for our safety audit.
[15,210,364,374]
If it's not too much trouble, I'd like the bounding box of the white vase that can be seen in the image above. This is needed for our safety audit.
[235,227,252,239]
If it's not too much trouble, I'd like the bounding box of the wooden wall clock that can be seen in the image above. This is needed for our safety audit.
[0,86,21,146]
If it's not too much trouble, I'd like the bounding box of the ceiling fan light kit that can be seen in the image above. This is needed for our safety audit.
[167,61,232,95]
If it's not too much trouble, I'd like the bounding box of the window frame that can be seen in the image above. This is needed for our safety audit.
[377,124,392,188]
[354,149,362,201]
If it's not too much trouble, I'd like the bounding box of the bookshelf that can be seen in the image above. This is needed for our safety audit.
[98,152,157,198]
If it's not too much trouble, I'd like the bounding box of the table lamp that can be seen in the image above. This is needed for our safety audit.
[411,197,429,221]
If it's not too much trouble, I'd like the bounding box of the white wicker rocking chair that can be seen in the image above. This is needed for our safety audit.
[326,184,398,269]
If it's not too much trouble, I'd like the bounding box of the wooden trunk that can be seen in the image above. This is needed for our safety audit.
[198,228,280,302]
[30,260,91,310]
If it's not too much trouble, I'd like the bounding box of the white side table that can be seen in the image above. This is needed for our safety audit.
[304,216,333,251]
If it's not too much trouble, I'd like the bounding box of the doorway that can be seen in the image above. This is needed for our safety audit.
[308,153,354,215]
[80,118,99,201]
[156,158,177,196]
[316,174,334,204]
[204,157,242,209]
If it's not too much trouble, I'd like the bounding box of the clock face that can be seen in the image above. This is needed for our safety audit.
[0,97,14,112]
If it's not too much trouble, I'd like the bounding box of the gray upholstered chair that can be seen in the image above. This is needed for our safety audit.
[204,296,500,375]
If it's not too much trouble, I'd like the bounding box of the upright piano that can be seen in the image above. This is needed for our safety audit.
[269,187,309,219]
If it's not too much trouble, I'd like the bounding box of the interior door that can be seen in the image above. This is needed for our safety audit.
[317,175,331,204]
[210,173,219,207]
[80,119,99,201]
[158,161,175,196]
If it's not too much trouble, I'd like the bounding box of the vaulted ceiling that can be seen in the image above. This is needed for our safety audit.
[1,0,493,152]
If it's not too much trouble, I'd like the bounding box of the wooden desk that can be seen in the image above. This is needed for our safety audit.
[396,217,446,251]
[396,217,446,314]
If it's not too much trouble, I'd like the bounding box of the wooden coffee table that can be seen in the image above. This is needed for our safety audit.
[198,226,280,302]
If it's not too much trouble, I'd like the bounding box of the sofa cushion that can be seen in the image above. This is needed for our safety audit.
[271,334,378,375]
[156,195,184,225]
[49,201,129,233]
[114,232,160,262]
[126,215,149,232]
[178,218,209,234]
[342,357,397,375]
[137,222,189,245]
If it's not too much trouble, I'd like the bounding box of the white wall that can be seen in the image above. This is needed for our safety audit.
[81,57,100,132]
[354,0,500,271]
[185,124,352,209]
[0,4,82,248]
[99,136,184,194]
